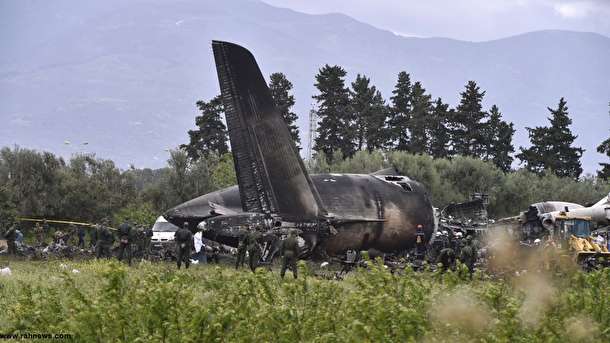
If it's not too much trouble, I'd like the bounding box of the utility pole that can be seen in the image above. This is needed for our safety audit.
[307,104,318,161]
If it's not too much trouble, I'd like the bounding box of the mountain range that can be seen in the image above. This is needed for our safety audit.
[1,0,609,172]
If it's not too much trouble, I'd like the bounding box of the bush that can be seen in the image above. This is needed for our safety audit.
[0,259,608,342]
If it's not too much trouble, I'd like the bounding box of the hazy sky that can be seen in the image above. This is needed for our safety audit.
[262,0,610,41]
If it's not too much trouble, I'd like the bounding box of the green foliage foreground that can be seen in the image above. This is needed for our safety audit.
[0,259,608,342]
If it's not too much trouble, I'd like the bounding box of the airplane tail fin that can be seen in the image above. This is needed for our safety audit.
[212,41,326,219]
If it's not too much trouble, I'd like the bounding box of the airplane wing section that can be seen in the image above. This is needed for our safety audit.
[212,41,326,220]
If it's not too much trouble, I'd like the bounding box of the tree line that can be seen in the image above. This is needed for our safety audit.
[1,146,607,229]
[0,146,236,228]
[184,69,609,180]
[1,69,608,228]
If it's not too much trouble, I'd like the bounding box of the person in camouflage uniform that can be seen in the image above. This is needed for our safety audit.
[34,222,44,246]
[280,230,300,279]
[174,222,193,269]
[77,225,86,249]
[117,221,133,265]
[235,227,249,270]
[90,224,98,249]
[95,220,114,259]
[247,228,262,272]
[3,225,17,255]
[459,235,477,276]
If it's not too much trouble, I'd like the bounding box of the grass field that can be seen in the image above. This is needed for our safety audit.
[0,257,608,342]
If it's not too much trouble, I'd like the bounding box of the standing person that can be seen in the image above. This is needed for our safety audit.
[414,224,427,261]
[77,226,86,249]
[428,232,443,263]
[41,219,50,244]
[117,221,133,265]
[95,220,114,259]
[34,222,44,246]
[15,228,24,246]
[90,224,99,250]
[3,226,17,255]
[144,225,153,259]
[193,230,206,264]
[280,230,300,279]
[235,228,249,270]
[459,235,476,276]
[174,222,193,269]
[247,229,261,272]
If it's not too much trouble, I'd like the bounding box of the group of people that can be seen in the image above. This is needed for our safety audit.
[427,229,479,274]
[234,225,300,279]
[1,219,154,263]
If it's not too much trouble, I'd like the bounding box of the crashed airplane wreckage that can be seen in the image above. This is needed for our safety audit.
[164,41,434,259]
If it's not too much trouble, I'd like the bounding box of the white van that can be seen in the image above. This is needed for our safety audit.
[151,216,178,246]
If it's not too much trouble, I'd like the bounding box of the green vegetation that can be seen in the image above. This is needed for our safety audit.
[0,258,608,342]
[309,150,610,219]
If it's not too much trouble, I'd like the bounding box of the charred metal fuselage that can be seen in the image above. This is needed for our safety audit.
[164,41,434,258]
[165,173,434,256]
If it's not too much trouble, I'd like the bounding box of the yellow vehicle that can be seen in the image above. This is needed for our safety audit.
[552,215,610,268]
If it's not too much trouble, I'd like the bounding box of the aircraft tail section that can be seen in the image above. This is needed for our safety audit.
[212,41,326,219]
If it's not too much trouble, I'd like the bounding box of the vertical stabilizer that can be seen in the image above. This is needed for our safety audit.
[212,41,325,219]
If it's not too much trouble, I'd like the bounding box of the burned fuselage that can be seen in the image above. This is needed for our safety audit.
[165,173,434,256]
[164,40,434,258]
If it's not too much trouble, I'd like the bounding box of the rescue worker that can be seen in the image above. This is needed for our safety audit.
[3,225,17,255]
[174,222,193,269]
[133,225,145,258]
[90,224,99,249]
[117,220,133,265]
[280,230,300,279]
[209,244,220,264]
[459,235,476,276]
[41,219,50,243]
[95,220,114,259]
[438,245,455,272]
[15,229,24,246]
[247,228,262,272]
[54,229,66,245]
[34,222,44,245]
[144,225,153,259]
[428,231,443,263]
[235,227,249,269]
[414,224,426,261]
[77,225,86,249]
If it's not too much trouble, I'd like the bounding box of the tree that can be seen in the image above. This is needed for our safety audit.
[427,98,452,159]
[517,97,584,178]
[388,71,412,150]
[407,81,432,154]
[349,74,389,152]
[597,102,610,180]
[269,72,301,149]
[484,105,515,172]
[451,81,488,157]
[313,65,355,160]
[181,96,228,160]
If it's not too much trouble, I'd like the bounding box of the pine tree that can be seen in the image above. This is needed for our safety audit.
[350,74,389,152]
[407,81,432,154]
[517,97,584,178]
[451,81,488,157]
[597,102,610,180]
[269,72,301,149]
[427,98,451,158]
[388,71,412,150]
[313,65,355,160]
[484,105,515,172]
[181,96,228,160]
